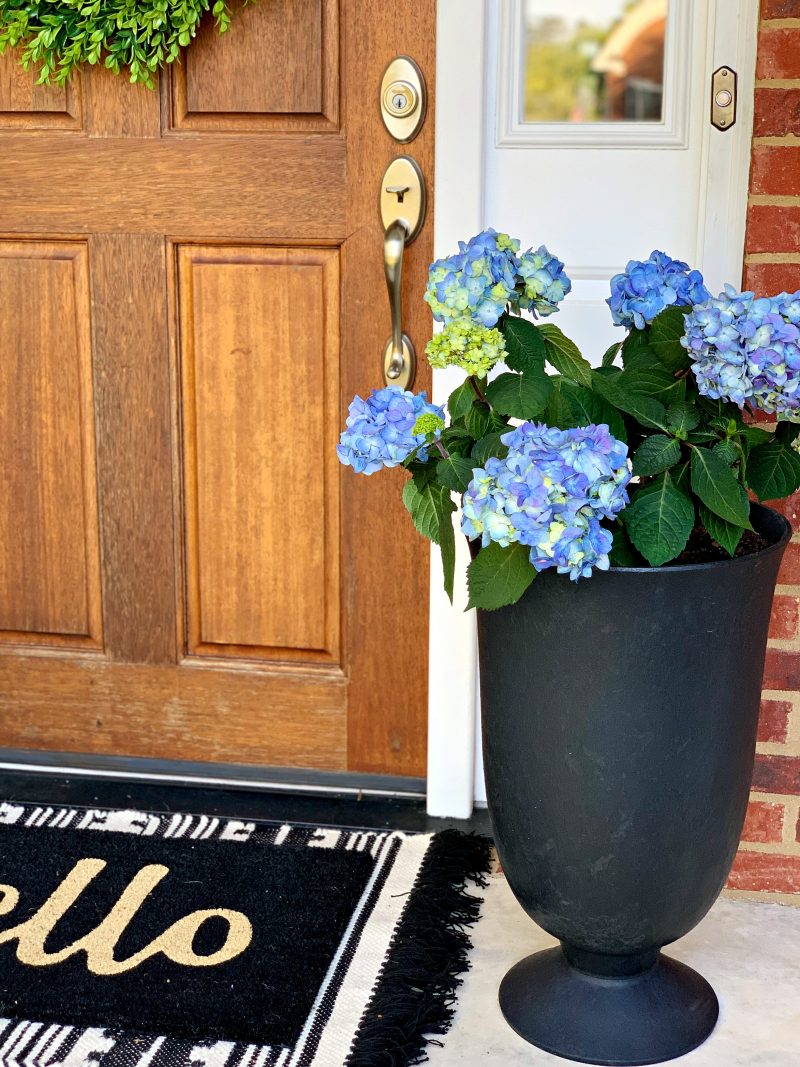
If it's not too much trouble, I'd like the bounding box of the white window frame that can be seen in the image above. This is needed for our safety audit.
[497,0,693,149]
[427,0,760,817]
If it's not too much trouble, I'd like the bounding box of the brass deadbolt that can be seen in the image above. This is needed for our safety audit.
[380,57,427,143]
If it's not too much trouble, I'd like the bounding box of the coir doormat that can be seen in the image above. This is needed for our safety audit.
[0,802,492,1067]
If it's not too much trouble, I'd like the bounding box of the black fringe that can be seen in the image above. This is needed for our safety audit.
[345,829,494,1067]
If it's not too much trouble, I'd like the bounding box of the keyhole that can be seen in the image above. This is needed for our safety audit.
[392,93,407,111]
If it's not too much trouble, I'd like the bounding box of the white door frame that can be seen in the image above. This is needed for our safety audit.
[426,0,761,818]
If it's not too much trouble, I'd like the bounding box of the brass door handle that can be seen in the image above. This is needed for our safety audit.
[384,219,414,387]
[380,156,426,389]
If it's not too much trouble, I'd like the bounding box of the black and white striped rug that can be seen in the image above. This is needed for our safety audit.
[0,802,491,1067]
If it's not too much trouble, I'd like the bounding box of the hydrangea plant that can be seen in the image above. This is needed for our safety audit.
[339,230,800,610]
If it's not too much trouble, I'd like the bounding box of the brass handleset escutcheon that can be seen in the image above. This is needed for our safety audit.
[380,156,426,389]
[379,58,428,388]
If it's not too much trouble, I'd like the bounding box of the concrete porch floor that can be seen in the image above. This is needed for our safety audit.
[430,869,800,1066]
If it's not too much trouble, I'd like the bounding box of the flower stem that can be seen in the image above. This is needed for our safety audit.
[435,440,449,459]
[469,376,489,406]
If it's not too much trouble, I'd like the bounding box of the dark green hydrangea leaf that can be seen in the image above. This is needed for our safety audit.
[608,524,646,567]
[592,370,669,431]
[467,541,537,611]
[620,329,658,369]
[448,379,480,421]
[690,447,750,526]
[436,455,474,492]
[500,315,547,374]
[699,504,747,557]
[402,477,454,546]
[485,371,553,419]
[538,323,593,387]
[649,305,692,372]
[601,342,622,368]
[666,401,700,436]
[464,402,508,440]
[471,432,509,466]
[622,472,695,566]
[631,435,682,477]
[747,440,800,501]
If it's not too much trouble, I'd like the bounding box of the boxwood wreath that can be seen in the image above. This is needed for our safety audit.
[0,0,254,88]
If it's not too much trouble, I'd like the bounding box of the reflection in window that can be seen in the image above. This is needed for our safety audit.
[523,0,667,123]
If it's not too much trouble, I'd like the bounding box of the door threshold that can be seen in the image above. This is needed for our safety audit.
[0,748,427,800]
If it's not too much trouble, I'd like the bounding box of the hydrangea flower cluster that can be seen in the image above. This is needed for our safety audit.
[608,250,711,331]
[424,229,571,330]
[461,423,631,580]
[683,286,800,420]
[337,386,445,475]
[425,319,506,378]
[517,246,571,316]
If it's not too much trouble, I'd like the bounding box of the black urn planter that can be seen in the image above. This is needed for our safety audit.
[477,503,791,1067]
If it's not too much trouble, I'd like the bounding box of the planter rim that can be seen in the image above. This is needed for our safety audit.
[607,502,791,576]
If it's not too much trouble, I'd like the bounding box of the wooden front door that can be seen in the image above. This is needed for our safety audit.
[0,1,434,779]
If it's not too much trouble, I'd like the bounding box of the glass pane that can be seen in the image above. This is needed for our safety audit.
[523,0,668,123]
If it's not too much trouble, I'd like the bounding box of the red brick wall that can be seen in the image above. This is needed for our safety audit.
[730,0,800,903]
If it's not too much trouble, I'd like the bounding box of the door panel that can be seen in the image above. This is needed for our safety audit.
[176,244,340,663]
[0,241,102,648]
[0,1,435,777]
[171,0,339,129]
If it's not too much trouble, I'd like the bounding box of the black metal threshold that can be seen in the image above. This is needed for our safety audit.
[0,750,491,835]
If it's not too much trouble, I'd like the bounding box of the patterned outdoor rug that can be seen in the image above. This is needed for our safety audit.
[0,802,492,1067]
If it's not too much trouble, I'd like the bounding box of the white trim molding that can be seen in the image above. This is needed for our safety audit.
[496,0,693,149]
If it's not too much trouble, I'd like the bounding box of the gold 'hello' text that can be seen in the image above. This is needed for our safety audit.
[0,859,253,975]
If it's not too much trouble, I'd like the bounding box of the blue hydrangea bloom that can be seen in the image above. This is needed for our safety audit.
[516,245,572,317]
[461,423,631,580]
[608,250,711,331]
[425,229,520,328]
[337,386,446,475]
[425,229,571,329]
[683,285,800,421]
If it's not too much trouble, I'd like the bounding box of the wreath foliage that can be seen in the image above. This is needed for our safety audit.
[0,0,253,88]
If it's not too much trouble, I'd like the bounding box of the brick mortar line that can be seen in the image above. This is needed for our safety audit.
[749,195,800,208]
[760,17,800,28]
[767,638,800,652]
[755,78,800,89]
[723,888,800,906]
[746,252,800,263]
[751,790,797,804]
[737,838,800,855]
[762,688,800,708]
[774,584,800,596]
[782,797,800,847]
[753,135,800,146]
[755,739,800,755]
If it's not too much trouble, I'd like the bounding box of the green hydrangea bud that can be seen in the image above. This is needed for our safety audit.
[413,412,446,437]
[425,319,506,378]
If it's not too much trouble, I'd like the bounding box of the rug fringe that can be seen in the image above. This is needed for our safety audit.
[345,829,494,1067]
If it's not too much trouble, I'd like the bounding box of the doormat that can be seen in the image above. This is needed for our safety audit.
[0,802,492,1067]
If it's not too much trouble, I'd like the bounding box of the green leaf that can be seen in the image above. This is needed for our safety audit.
[777,421,800,446]
[466,541,537,611]
[438,500,456,603]
[690,447,751,526]
[471,432,508,466]
[666,401,700,436]
[617,365,686,405]
[713,439,740,467]
[622,472,695,566]
[436,454,474,492]
[538,323,593,387]
[591,371,668,430]
[649,305,691,372]
[601,342,622,368]
[741,425,773,449]
[464,403,507,440]
[439,424,474,457]
[547,380,627,442]
[402,478,455,545]
[631,435,682,477]
[500,315,547,375]
[620,329,658,369]
[747,440,800,501]
[448,379,479,420]
[699,504,746,557]
[608,524,646,567]
[485,371,553,419]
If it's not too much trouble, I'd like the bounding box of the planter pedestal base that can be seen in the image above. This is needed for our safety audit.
[499,945,719,1066]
